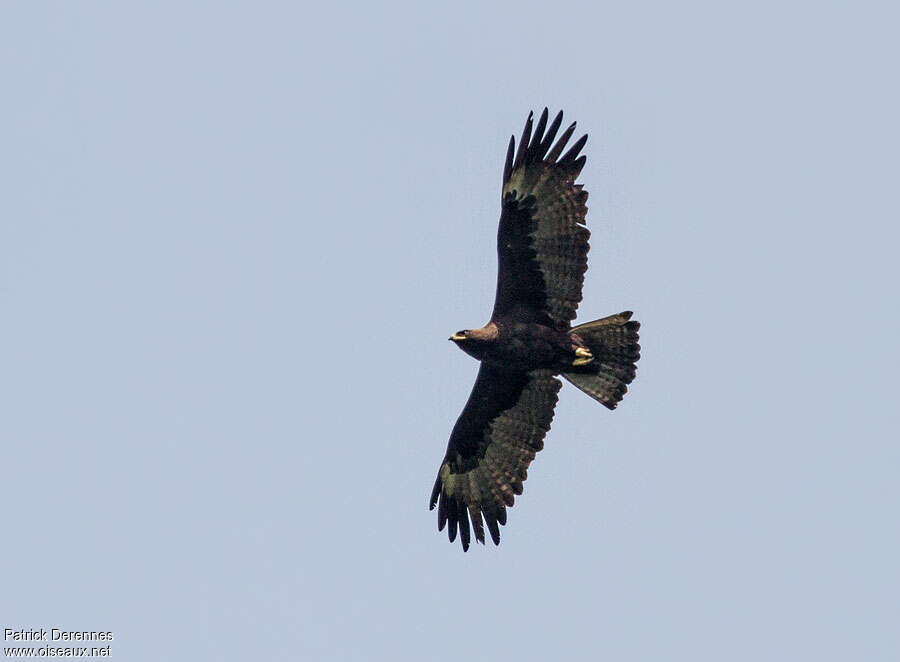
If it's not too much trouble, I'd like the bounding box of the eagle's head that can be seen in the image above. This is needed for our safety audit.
[448,323,498,360]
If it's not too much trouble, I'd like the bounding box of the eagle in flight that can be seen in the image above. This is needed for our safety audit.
[430,109,641,551]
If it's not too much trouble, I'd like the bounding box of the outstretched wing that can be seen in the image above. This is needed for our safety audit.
[492,108,590,330]
[429,365,561,551]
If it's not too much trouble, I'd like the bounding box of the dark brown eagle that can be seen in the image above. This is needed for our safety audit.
[430,109,641,551]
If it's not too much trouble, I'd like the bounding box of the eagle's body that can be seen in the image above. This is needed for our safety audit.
[454,321,588,371]
[430,109,641,551]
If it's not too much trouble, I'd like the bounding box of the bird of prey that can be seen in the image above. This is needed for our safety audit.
[430,109,641,551]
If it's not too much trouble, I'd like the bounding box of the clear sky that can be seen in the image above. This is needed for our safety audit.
[2,2,898,660]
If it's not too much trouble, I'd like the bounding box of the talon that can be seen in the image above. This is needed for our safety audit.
[573,347,593,366]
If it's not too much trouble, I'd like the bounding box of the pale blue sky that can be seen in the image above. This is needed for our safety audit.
[2,2,898,660]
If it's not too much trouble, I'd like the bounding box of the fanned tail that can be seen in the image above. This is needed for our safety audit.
[563,311,641,409]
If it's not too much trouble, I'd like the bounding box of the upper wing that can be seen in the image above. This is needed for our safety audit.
[492,109,590,330]
[429,364,561,551]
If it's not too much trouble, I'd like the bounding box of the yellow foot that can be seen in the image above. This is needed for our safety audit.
[573,348,594,366]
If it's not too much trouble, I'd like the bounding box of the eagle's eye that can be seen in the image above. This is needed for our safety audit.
[458,330,467,337]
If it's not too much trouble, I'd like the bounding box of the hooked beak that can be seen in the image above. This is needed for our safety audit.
[449,333,466,342]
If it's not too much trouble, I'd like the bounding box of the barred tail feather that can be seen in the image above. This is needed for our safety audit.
[563,311,641,409]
